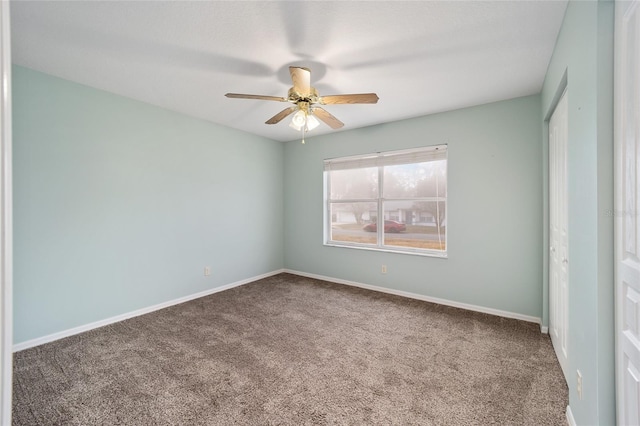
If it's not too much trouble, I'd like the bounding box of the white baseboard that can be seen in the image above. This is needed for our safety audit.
[541,325,549,334]
[283,269,543,327]
[15,268,544,352]
[566,405,576,426]
[13,269,285,352]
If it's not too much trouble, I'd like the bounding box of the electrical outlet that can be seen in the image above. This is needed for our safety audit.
[381,264,387,274]
[576,370,583,400]
[204,266,211,276]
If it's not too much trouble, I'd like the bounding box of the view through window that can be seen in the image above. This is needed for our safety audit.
[324,145,447,256]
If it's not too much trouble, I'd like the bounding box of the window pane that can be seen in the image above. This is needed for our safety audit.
[330,202,377,245]
[330,167,378,199]
[382,200,446,251]
[324,146,447,257]
[383,160,447,198]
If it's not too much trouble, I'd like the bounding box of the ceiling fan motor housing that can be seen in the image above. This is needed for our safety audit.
[287,87,320,105]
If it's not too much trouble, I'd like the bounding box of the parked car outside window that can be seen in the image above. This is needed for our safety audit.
[363,220,407,233]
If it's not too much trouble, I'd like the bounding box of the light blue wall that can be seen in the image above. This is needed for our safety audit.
[283,95,543,319]
[12,66,284,344]
[541,0,614,424]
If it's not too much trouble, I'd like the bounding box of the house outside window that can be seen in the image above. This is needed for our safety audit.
[324,145,447,257]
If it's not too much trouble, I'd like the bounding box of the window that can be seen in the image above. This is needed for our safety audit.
[324,145,447,257]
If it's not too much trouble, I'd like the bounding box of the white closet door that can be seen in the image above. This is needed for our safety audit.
[549,89,569,381]
[616,0,640,423]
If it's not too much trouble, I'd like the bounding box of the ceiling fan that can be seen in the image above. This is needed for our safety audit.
[225,66,378,141]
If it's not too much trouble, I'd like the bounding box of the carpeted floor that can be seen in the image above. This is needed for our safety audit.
[13,273,568,425]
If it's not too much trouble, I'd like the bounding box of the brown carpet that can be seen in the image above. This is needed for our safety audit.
[13,273,568,425]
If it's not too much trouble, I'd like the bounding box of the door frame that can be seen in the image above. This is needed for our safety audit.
[615,0,640,422]
[549,87,569,381]
[0,0,13,423]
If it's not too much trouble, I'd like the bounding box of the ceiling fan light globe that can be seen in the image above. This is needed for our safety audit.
[289,121,303,131]
[291,110,306,127]
[306,115,320,131]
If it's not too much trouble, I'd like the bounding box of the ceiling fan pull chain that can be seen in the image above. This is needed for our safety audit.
[301,121,306,144]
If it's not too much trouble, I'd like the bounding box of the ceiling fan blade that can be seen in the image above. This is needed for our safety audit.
[289,66,311,96]
[266,106,298,124]
[225,93,287,102]
[313,107,344,129]
[320,93,379,104]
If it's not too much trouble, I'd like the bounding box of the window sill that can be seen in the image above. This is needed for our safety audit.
[324,241,448,259]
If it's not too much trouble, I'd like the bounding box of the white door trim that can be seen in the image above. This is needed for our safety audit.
[0,0,12,423]
[549,88,569,381]
[615,0,640,422]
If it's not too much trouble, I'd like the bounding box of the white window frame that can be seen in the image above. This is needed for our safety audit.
[324,145,447,258]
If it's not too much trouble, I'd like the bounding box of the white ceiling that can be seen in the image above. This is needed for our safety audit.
[10,0,568,142]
